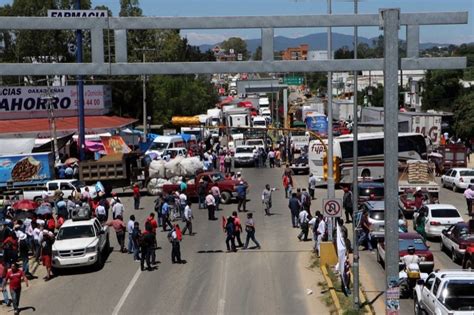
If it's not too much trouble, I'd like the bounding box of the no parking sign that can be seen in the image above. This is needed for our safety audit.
[322,199,342,217]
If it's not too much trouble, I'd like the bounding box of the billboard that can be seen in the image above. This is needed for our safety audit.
[101,136,132,155]
[0,152,54,187]
[0,85,112,120]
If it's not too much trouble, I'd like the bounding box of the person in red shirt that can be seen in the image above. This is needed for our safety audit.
[133,183,141,210]
[2,262,29,315]
[146,213,158,233]
[56,214,65,229]
[106,215,127,253]
[46,214,56,232]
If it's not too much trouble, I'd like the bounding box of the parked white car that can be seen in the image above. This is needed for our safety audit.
[441,168,474,192]
[23,179,97,202]
[234,145,255,167]
[419,204,464,238]
[52,217,109,270]
[414,270,474,315]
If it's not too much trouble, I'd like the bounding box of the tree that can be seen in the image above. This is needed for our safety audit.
[220,37,249,60]
[421,70,463,110]
[334,46,352,59]
[453,90,474,139]
[252,46,262,61]
[357,84,384,107]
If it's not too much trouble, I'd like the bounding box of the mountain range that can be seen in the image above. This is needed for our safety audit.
[198,32,450,54]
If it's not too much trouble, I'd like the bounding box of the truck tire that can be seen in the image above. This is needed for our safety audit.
[95,251,104,271]
[33,196,43,203]
[220,191,232,204]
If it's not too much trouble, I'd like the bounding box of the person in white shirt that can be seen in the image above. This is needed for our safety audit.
[316,212,326,257]
[95,204,106,222]
[112,199,125,220]
[297,209,310,241]
[401,245,421,267]
[181,201,193,235]
[206,193,216,220]
[127,215,136,254]
[32,221,44,262]
[179,193,187,221]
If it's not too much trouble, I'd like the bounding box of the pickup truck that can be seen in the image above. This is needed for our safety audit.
[22,179,97,202]
[414,270,474,315]
[52,216,110,270]
[162,171,242,204]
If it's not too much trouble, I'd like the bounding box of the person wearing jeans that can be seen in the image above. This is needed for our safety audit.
[2,263,29,315]
[127,215,136,254]
[243,213,261,249]
[357,211,373,251]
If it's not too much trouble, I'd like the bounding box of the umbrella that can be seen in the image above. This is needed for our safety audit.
[65,157,79,165]
[36,204,53,216]
[12,199,38,211]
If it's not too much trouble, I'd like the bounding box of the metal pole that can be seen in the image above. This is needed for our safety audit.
[142,50,147,141]
[283,88,288,129]
[327,0,334,240]
[76,0,85,161]
[352,0,360,310]
[46,82,60,165]
[382,8,401,315]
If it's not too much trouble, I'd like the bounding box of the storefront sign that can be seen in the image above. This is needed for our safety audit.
[0,85,112,120]
[47,10,108,18]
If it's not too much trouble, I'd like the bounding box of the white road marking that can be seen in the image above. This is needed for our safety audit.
[216,254,228,315]
[112,267,142,315]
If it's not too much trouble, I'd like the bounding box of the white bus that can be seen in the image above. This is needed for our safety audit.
[308,132,427,184]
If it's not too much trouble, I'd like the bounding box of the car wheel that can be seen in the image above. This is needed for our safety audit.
[95,251,104,270]
[452,248,459,263]
[220,191,232,204]
[466,259,473,270]
[440,240,446,253]
[414,296,424,315]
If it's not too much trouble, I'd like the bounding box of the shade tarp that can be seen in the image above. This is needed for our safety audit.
[0,138,36,155]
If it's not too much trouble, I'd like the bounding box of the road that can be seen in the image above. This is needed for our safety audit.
[19,166,327,315]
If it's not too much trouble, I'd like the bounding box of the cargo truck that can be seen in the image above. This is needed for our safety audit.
[0,152,55,191]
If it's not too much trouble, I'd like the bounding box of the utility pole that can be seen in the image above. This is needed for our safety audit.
[42,82,60,165]
[326,0,335,241]
[134,47,155,142]
[75,0,85,161]
[382,9,401,315]
[352,0,360,310]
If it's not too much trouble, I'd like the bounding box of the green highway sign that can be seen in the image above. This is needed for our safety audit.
[283,76,304,85]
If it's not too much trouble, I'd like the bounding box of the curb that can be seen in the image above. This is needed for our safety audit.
[349,270,375,315]
[320,264,343,315]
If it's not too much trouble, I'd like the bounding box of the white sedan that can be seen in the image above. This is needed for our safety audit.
[419,204,464,238]
[441,168,474,192]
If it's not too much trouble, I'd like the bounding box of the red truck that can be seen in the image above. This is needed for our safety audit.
[161,171,243,204]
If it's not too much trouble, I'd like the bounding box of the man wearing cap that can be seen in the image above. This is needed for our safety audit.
[197,178,207,209]
[2,262,28,315]
[236,181,248,212]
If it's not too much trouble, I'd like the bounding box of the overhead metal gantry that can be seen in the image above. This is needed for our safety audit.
[0,10,468,314]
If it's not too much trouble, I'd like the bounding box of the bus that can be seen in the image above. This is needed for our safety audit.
[308,132,427,184]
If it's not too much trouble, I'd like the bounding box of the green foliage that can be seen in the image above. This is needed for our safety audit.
[253,46,262,61]
[357,84,384,107]
[453,91,474,139]
[421,70,463,111]
[220,37,249,60]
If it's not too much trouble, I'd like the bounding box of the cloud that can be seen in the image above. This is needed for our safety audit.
[181,32,229,45]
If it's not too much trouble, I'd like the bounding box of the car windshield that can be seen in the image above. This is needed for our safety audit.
[442,280,474,311]
[253,121,266,126]
[210,173,224,182]
[458,227,474,241]
[370,211,384,221]
[246,140,263,146]
[57,225,95,240]
[70,180,85,188]
[460,170,474,176]
[236,147,254,154]
[149,142,168,150]
[399,238,428,251]
[359,187,384,197]
[431,209,460,218]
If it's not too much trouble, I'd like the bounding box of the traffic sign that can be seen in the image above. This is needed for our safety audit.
[283,76,304,85]
[322,198,342,217]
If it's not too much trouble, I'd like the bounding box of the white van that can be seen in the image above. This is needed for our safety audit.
[146,135,187,156]
[252,116,268,128]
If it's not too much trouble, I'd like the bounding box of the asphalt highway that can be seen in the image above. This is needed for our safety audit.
[19,166,325,315]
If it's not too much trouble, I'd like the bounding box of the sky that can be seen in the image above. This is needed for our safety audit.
[1,0,473,45]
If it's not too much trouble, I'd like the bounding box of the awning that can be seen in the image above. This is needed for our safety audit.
[0,137,36,154]
[0,116,138,136]
[32,133,75,153]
